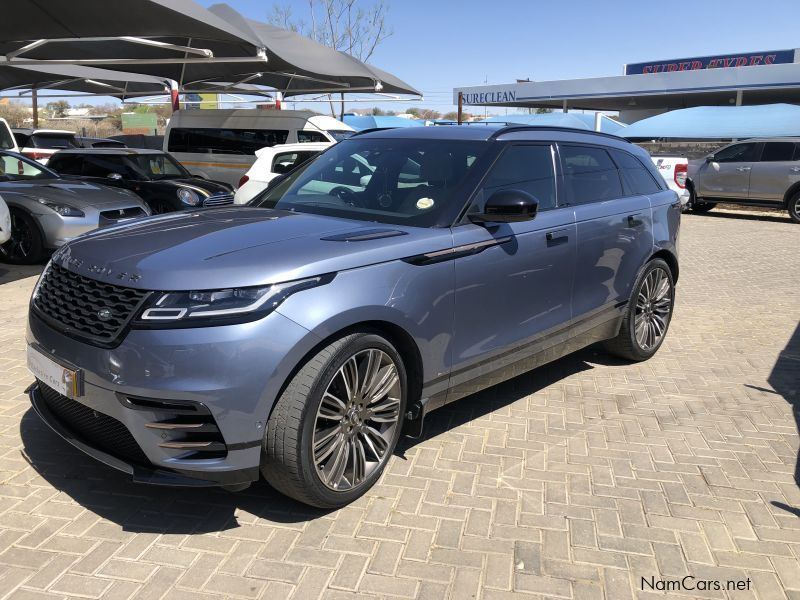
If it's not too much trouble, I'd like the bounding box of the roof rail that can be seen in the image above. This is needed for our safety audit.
[487,125,624,141]
[350,126,400,136]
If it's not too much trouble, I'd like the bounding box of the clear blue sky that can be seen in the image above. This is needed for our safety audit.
[192,0,800,114]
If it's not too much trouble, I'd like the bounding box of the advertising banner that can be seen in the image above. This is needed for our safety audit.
[625,49,797,75]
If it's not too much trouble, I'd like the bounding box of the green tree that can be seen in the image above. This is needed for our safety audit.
[45,100,70,118]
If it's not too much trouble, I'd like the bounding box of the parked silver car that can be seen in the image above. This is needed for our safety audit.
[688,138,800,222]
[0,150,150,263]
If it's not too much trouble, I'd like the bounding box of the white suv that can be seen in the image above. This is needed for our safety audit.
[234,142,331,204]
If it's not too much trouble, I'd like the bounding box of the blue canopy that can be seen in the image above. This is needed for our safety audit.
[480,112,625,134]
[621,104,800,139]
[343,115,425,131]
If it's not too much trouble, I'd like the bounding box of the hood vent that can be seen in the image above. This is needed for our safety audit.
[321,228,408,242]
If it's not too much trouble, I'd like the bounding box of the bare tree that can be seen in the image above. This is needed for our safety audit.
[268,1,393,117]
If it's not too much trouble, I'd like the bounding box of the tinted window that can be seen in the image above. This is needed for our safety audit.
[297,130,327,143]
[760,142,795,162]
[271,151,320,174]
[714,142,757,163]
[252,138,487,227]
[13,132,30,147]
[168,127,289,155]
[0,126,15,150]
[481,145,556,210]
[31,134,76,149]
[560,145,622,204]
[47,155,83,175]
[610,149,662,195]
[81,155,129,178]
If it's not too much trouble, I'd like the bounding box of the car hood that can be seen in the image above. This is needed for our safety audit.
[53,207,453,290]
[0,179,142,208]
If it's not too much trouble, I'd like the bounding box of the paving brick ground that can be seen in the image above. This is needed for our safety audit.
[0,208,798,600]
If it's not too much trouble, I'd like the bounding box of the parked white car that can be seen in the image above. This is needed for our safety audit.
[12,129,78,165]
[649,155,690,209]
[0,195,10,245]
[234,142,332,204]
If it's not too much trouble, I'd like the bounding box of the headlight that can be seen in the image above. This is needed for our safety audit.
[177,188,201,206]
[37,199,84,217]
[134,274,334,328]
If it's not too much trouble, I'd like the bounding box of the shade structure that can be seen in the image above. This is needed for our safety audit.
[480,112,626,134]
[343,115,425,131]
[0,63,168,98]
[620,104,800,140]
[0,1,419,98]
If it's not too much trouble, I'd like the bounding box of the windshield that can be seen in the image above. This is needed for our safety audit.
[0,152,57,181]
[122,154,189,180]
[250,137,487,227]
[327,129,355,142]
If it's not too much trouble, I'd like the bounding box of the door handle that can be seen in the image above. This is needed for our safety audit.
[736,167,751,172]
[545,229,569,244]
[626,214,644,227]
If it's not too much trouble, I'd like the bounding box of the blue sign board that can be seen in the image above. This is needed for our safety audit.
[625,49,796,75]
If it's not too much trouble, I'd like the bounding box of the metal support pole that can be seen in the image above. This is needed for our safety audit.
[594,111,602,132]
[31,89,38,128]
[735,90,743,106]
[457,92,463,125]
[562,100,568,113]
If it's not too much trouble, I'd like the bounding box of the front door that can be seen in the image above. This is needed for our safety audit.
[448,143,576,401]
[696,141,758,200]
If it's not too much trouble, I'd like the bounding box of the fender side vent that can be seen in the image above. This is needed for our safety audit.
[321,228,408,242]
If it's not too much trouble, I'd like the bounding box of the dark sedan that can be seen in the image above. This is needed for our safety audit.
[47,148,234,214]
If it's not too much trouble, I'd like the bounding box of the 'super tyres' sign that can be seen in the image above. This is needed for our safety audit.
[625,49,796,75]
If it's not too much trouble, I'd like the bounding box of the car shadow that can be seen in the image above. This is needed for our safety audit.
[766,321,800,516]
[0,263,45,285]
[18,346,608,534]
[696,209,792,224]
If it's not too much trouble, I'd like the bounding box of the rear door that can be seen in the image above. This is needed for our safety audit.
[747,141,799,203]
[562,144,654,323]
[696,141,757,200]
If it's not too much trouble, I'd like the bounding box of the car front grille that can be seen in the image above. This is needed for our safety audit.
[99,207,148,227]
[38,380,151,467]
[203,193,234,207]
[32,263,150,346]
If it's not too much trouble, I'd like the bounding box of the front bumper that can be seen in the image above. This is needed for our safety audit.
[26,308,320,486]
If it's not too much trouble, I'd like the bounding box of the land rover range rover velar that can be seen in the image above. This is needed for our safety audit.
[26,126,680,508]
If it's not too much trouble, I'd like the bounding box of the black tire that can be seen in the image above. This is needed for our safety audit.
[0,209,44,264]
[691,200,716,214]
[788,191,800,224]
[604,258,675,362]
[262,332,407,508]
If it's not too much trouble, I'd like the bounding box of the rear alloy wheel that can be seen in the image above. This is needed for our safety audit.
[0,210,44,264]
[789,191,800,224]
[605,259,675,361]
[262,333,406,508]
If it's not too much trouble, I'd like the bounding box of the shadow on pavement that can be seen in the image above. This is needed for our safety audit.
[19,345,609,534]
[766,321,800,517]
[0,263,44,285]
[697,209,792,225]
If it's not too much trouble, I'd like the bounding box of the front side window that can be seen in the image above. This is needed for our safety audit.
[714,142,757,163]
[251,138,487,227]
[760,142,795,162]
[47,154,83,175]
[560,145,622,204]
[0,152,57,181]
[478,144,556,211]
[610,149,662,195]
[122,154,188,180]
[271,151,320,175]
[168,127,289,155]
[81,155,129,178]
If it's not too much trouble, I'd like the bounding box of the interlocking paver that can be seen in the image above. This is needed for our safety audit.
[1,209,799,599]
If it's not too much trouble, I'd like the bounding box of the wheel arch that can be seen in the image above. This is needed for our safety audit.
[650,249,679,283]
[781,181,800,208]
[4,202,47,244]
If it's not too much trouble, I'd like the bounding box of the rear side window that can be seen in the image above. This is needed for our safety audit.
[271,151,319,174]
[714,142,757,163]
[610,149,662,195]
[168,128,289,155]
[760,142,796,162]
[560,145,622,204]
[47,155,83,175]
[81,155,129,178]
[297,130,327,143]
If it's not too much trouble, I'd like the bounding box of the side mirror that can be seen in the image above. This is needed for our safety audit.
[705,154,715,163]
[470,189,538,224]
[107,172,123,180]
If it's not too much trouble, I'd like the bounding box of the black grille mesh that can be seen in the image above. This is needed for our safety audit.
[38,381,151,467]
[33,263,149,344]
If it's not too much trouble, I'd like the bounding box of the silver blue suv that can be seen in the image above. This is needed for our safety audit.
[26,126,680,508]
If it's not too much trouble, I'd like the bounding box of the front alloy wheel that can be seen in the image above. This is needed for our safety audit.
[262,333,407,508]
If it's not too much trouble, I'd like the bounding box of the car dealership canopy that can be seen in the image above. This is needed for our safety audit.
[0,0,419,98]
